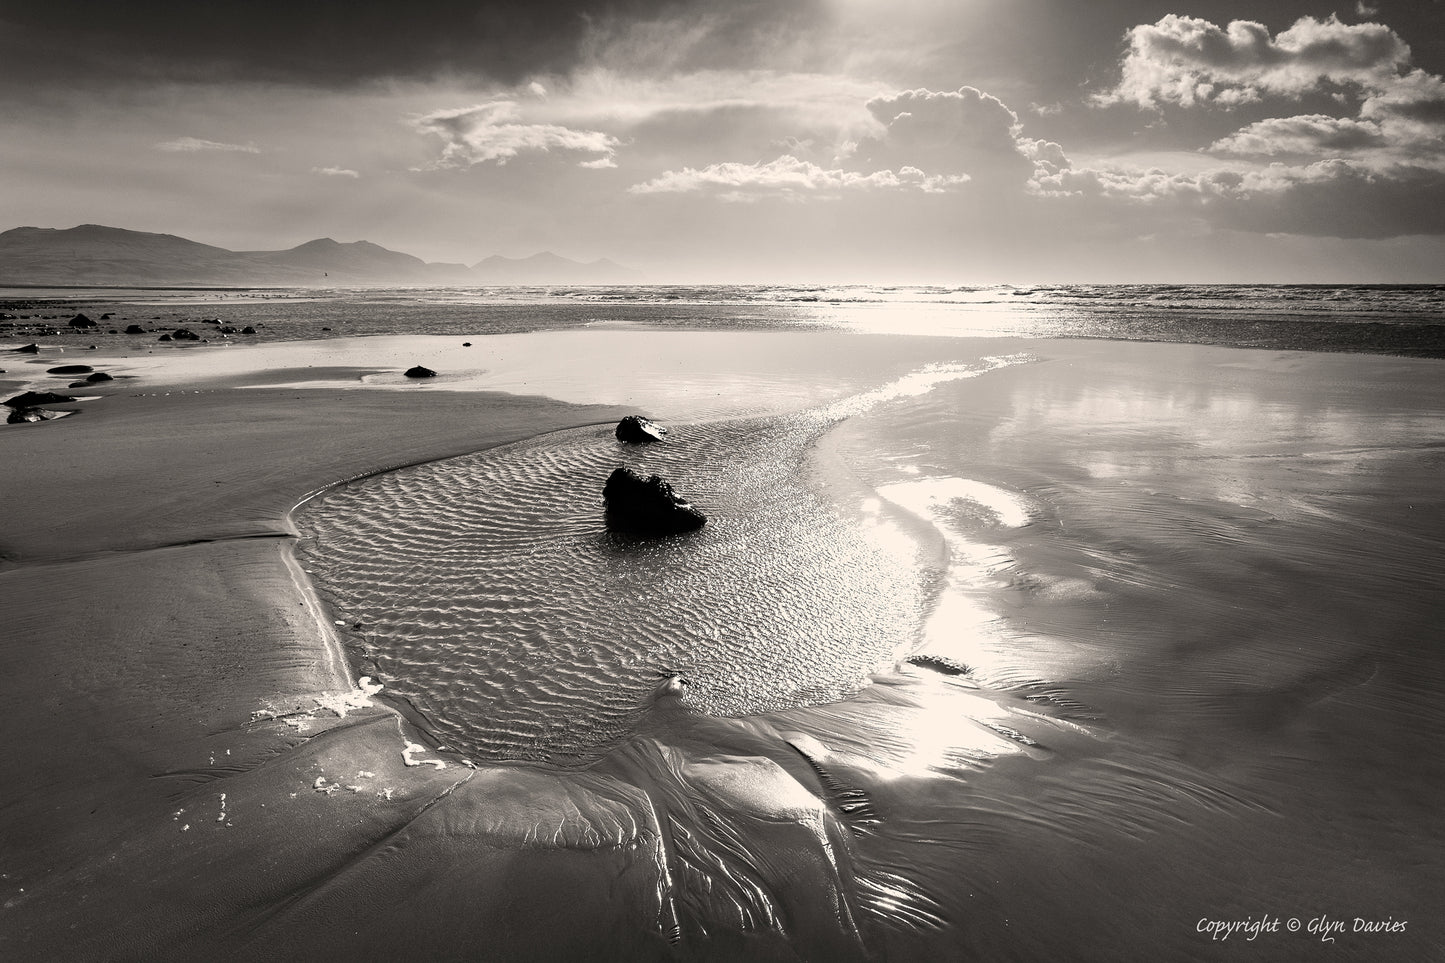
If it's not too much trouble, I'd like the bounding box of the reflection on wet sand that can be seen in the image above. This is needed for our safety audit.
[4,336,1441,961]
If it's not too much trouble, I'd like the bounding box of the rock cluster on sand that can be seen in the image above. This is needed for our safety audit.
[603,466,707,535]
[404,365,437,379]
[615,415,667,443]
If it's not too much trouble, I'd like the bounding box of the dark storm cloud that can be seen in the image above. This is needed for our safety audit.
[0,0,821,87]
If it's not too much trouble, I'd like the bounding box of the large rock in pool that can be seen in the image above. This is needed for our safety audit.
[615,415,667,443]
[4,391,77,409]
[404,365,437,379]
[603,466,707,535]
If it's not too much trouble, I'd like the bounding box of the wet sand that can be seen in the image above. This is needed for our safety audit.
[2,334,1440,961]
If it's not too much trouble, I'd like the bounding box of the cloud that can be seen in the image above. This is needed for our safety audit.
[1095,15,1411,109]
[155,137,260,153]
[627,154,968,200]
[852,86,1034,184]
[1032,157,1445,238]
[625,84,1071,202]
[413,101,618,169]
[1209,115,1387,155]
[312,166,361,178]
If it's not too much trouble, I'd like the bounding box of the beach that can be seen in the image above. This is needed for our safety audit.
[2,319,1442,961]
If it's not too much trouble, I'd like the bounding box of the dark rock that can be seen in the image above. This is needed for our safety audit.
[321,327,332,331]
[462,342,472,347]
[68,381,89,388]
[101,312,114,320]
[905,653,971,676]
[404,365,437,378]
[7,408,44,424]
[107,329,119,334]
[124,324,146,334]
[86,371,114,383]
[47,364,93,375]
[603,466,707,536]
[240,326,257,335]
[13,343,39,353]
[171,328,200,341]
[158,334,173,342]
[615,415,668,443]
[218,326,237,334]
[4,390,77,408]
[68,313,96,328]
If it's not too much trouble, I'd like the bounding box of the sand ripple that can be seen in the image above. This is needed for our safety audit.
[297,407,950,764]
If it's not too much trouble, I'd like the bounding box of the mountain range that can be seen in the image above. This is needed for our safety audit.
[0,224,638,287]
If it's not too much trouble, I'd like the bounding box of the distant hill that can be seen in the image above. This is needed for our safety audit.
[470,251,639,284]
[0,224,632,287]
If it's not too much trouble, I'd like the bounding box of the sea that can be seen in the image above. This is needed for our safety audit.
[7,283,1444,959]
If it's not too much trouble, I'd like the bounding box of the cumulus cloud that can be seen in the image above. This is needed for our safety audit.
[627,154,969,200]
[625,83,1073,202]
[852,86,1035,184]
[414,101,618,169]
[1095,15,1410,109]
[1204,65,1445,167]
[312,166,361,178]
[155,137,260,153]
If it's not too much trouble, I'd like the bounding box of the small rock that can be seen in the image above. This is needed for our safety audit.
[4,390,77,408]
[615,415,668,443]
[603,466,707,536]
[86,371,114,383]
[462,342,472,347]
[404,365,437,379]
[13,344,39,353]
[158,334,173,342]
[171,328,200,341]
[240,326,257,335]
[124,324,146,335]
[68,313,97,329]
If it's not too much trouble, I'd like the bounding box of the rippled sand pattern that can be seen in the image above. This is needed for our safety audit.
[297,412,926,764]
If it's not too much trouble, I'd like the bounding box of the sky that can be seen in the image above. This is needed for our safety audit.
[2,0,1443,282]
